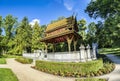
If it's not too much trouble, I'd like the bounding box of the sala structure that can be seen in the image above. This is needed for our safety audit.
[41,16,81,52]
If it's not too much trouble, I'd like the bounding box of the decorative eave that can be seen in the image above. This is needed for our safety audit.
[40,30,81,43]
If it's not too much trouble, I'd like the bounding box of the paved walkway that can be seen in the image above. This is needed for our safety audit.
[0,58,74,81]
[0,54,120,81]
[97,54,120,81]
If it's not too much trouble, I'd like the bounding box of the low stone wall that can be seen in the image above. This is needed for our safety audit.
[46,52,80,62]
[23,44,98,62]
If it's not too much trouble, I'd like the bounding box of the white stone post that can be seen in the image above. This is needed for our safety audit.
[79,44,86,62]
[92,45,97,60]
[86,44,92,61]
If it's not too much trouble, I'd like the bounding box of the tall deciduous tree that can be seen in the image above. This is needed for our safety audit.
[85,0,120,47]
[87,22,97,44]
[77,19,87,44]
[2,15,17,54]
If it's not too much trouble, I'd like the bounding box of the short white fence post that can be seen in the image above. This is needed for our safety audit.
[86,44,92,61]
[79,44,86,62]
[92,45,97,60]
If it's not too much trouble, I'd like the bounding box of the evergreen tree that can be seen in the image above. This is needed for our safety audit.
[32,21,44,50]
[13,17,32,54]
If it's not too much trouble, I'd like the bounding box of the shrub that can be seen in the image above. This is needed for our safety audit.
[35,59,103,77]
[0,58,6,64]
[15,57,33,64]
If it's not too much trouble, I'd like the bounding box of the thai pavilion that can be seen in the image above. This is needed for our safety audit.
[41,16,81,52]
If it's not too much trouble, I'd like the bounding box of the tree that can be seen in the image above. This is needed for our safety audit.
[77,19,87,44]
[13,17,32,54]
[87,22,97,44]
[1,15,17,54]
[32,21,45,50]
[85,0,120,47]
[85,0,120,19]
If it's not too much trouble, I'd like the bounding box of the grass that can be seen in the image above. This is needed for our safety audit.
[15,57,33,64]
[0,58,6,64]
[75,78,107,81]
[0,68,18,81]
[99,48,120,57]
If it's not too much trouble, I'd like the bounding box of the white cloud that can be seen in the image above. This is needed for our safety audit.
[63,0,74,11]
[29,19,40,27]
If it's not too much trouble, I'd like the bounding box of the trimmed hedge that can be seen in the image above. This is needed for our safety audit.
[35,59,103,77]
[15,57,33,64]
[0,58,6,64]
[75,78,107,81]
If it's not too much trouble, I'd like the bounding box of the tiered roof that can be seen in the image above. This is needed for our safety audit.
[41,16,81,43]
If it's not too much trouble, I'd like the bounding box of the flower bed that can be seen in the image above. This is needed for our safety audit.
[35,59,104,77]
[75,78,107,81]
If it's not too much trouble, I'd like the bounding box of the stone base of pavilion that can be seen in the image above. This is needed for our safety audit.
[23,44,98,62]
[44,51,81,62]
[23,51,96,62]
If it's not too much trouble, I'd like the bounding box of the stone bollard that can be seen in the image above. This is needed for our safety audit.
[92,45,97,60]
[86,44,92,61]
[79,44,86,62]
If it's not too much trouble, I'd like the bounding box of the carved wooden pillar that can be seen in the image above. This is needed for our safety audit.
[73,37,78,51]
[66,35,74,52]
[45,43,48,53]
[52,43,55,53]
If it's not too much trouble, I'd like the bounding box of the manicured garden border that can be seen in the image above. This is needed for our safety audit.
[15,57,33,64]
[34,54,115,77]
[75,78,107,81]
[0,58,6,64]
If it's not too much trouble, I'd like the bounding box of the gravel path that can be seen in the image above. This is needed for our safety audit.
[0,54,120,81]
[0,58,75,81]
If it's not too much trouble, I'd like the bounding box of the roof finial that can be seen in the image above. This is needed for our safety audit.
[72,12,78,18]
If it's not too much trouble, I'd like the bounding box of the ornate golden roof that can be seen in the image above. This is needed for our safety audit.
[45,16,73,33]
[40,16,81,43]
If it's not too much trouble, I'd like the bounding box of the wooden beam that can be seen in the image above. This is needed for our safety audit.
[52,43,55,53]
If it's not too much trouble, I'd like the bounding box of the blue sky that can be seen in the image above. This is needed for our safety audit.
[0,0,99,25]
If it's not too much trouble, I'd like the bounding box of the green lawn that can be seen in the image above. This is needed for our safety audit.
[0,58,6,64]
[99,48,120,56]
[0,68,18,81]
